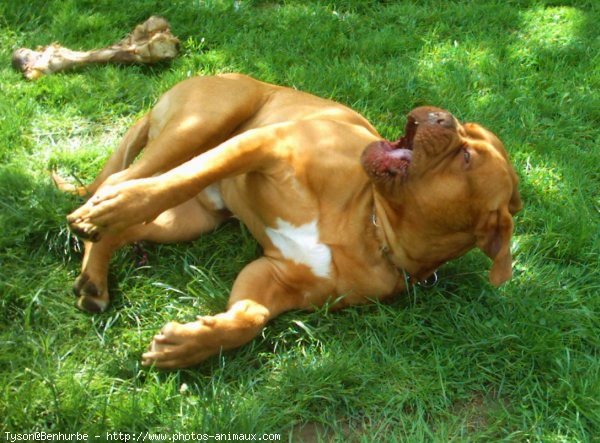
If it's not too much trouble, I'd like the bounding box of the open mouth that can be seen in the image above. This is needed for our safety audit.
[395,116,418,151]
[361,117,417,180]
[387,116,417,170]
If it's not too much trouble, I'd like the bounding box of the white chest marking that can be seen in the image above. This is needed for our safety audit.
[265,218,332,278]
[202,183,226,210]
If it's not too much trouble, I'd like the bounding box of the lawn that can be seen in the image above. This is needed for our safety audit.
[0,0,598,441]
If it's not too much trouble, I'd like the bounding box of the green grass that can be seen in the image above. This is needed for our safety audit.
[1,0,599,441]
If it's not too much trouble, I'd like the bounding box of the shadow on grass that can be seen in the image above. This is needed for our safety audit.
[0,165,75,252]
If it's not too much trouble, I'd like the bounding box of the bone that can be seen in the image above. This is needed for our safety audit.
[12,16,180,80]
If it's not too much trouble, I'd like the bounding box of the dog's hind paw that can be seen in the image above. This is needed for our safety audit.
[73,273,109,313]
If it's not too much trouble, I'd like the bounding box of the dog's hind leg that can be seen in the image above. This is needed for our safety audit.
[73,197,227,313]
[85,115,151,195]
[53,115,150,197]
[59,75,264,198]
[91,75,266,187]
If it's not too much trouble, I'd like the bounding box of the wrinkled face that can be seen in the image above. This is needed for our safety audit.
[361,106,522,285]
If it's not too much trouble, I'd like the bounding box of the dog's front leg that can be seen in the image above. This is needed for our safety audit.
[68,124,288,242]
[142,257,306,369]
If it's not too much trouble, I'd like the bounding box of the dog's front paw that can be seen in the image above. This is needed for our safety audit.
[73,272,109,313]
[67,218,104,242]
[141,318,220,369]
[67,178,162,241]
[142,301,270,369]
[141,317,224,369]
[67,194,113,243]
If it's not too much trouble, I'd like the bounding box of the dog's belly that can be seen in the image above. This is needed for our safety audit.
[198,183,227,211]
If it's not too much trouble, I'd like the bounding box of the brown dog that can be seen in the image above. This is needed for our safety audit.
[61,73,521,368]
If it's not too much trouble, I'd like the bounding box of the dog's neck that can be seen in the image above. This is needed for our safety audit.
[372,193,412,272]
[372,190,445,283]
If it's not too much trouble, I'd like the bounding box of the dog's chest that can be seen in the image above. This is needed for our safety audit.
[264,218,332,278]
[206,177,334,280]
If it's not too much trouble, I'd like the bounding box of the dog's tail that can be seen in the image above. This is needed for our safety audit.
[51,170,89,196]
[52,114,150,196]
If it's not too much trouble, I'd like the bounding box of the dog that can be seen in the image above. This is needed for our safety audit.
[59,73,522,368]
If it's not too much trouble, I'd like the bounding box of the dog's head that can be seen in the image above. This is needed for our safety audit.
[361,106,522,286]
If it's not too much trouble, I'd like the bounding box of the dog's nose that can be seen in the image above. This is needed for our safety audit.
[427,111,456,129]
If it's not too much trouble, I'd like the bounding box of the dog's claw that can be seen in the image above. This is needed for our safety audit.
[141,351,165,367]
[153,334,169,344]
[68,221,103,242]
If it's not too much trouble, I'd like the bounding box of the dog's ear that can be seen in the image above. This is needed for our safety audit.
[508,187,522,215]
[476,206,516,286]
[508,175,523,216]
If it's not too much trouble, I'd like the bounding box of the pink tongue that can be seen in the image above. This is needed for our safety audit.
[388,148,413,161]
[386,148,412,175]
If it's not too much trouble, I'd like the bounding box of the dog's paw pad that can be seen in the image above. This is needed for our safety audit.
[76,295,108,313]
[73,273,102,298]
[72,273,109,313]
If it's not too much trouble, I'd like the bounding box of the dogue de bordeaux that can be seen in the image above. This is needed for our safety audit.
[59,73,522,368]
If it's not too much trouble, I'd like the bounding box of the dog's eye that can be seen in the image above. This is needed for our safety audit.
[462,148,471,164]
